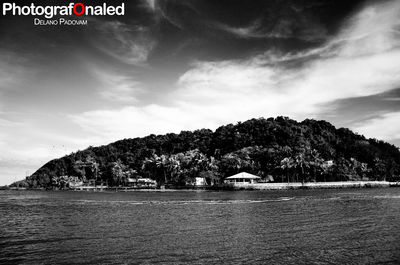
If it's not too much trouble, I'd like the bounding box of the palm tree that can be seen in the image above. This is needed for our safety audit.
[281,157,295,183]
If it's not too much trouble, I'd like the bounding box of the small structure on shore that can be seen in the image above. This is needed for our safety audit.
[224,172,261,184]
[127,178,157,188]
[68,176,83,189]
[195,177,206,186]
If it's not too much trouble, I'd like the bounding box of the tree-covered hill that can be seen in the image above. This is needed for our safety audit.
[17,117,400,188]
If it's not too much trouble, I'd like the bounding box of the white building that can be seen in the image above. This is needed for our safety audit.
[195,177,206,186]
[127,178,157,188]
[224,172,261,184]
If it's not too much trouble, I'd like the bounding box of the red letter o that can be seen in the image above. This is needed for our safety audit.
[73,3,85,15]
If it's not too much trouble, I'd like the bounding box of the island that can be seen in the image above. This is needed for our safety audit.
[9,117,400,190]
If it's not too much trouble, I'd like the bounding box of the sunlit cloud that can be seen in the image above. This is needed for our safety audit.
[69,0,400,147]
[211,16,327,42]
[142,0,199,30]
[0,51,34,92]
[89,67,144,103]
[336,0,400,57]
[91,20,155,65]
[144,0,156,11]
[354,112,400,141]
[69,105,199,141]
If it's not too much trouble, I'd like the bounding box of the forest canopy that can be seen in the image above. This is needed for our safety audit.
[17,117,400,188]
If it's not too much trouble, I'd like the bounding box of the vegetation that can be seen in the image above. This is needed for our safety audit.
[16,117,400,189]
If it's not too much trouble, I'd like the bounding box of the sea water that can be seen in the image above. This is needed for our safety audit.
[1,188,400,264]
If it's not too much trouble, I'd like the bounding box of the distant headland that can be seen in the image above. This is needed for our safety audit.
[8,117,400,190]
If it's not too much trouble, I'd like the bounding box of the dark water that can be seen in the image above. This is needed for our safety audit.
[1,189,400,264]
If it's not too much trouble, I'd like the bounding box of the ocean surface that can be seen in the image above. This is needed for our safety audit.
[1,188,400,264]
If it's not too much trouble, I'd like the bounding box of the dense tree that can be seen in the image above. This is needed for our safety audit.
[21,117,400,188]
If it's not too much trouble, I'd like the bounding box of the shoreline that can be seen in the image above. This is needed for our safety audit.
[3,181,400,191]
[216,181,399,190]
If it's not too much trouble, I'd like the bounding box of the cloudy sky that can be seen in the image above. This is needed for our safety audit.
[1,0,400,185]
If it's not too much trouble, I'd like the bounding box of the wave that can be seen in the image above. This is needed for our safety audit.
[69,197,294,205]
[373,195,400,199]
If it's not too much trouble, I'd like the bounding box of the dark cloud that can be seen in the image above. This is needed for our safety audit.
[320,88,400,127]
[141,0,364,66]
[0,0,367,69]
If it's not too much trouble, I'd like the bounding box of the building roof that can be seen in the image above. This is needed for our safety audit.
[128,178,156,183]
[226,172,261,179]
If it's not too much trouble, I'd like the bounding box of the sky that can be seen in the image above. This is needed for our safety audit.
[1,0,400,185]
